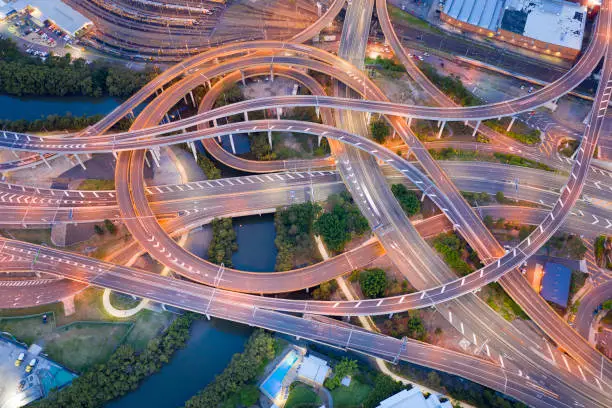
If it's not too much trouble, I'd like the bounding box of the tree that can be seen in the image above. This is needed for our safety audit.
[324,358,358,390]
[104,219,116,234]
[495,191,506,203]
[208,218,238,266]
[370,118,390,143]
[603,300,612,310]
[239,384,260,406]
[391,184,421,216]
[315,211,350,252]
[94,225,104,235]
[363,374,410,408]
[312,280,338,300]
[359,268,388,298]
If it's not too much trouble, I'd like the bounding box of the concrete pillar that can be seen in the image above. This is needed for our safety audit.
[206,80,212,89]
[316,106,320,120]
[268,129,273,149]
[276,108,282,119]
[213,118,218,127]
[128,110,135,119]
[437,121,446,139]
[270,64,274,81]
[165,113,171,123]
[366,112,372,124]
[144,154,151,168]
[437,120,442,128]
[12,150,19,159]
[464,120,468,126]
[150,149,161,167]
[189,90,196,107]
[407,117,412,127]
[112,151,118,159]
[318,135,322,146]
[74,154,86,170]
[392,129,397,139]
[240,70,246,86]
[229,134,236,154]
[189,141,197,161]
[317,2,322,16]
[506,116,516,132]
[472,120,481,137]
[39,154,52,169]
[244,111,249,122]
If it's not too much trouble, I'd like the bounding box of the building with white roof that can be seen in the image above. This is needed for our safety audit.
[441,0,587,59]
[3,0,92,36]
[376,388,453,408]
[296,354,330,386]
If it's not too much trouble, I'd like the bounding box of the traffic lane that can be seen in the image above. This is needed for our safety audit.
[575,280,612,338]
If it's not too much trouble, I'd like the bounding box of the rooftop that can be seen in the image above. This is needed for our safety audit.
[8,0,91,34]
[376,388,453,408]
[501,0,587,50]
[297,354,330,386]
[540,262,572,308]
[443,0,506,31]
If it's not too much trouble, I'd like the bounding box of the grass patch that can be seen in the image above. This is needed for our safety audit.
[77,179,115,190]
[286,383,321,408]
[1,228,53,246]
[330,378,372,408]
[427,148,554,172]
[387,4,443,34]
[108,292,142,310]
[483,282,529,321]
[0,288,174,370]
[44,323,131,372]
[484,118,541,145]
[569,270,587,301]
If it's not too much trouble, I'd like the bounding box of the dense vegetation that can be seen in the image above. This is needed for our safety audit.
[324,358,358,390]
[0,38,156,97]
[357,268,388,298]
[484,282,530,321]
[419,62,482,106]
[30,314,196,408]
[312,279,338,300]
[208,218,238,267]
[432,232,481,276]
[485,119,541,145]
[382,312,427,341]
[314,192,369,252]
[594,235,611,268]
[363,374,412,408]
[196,152,222,180]
[461,191,490,206]
[391,184,421,216]
[274,202,320,271]
[492,152,552,171]
[370,117,391,143]
[184,330,278,408]
[0,114,132,133]
[365,56,406,73]
[545,233,587,260]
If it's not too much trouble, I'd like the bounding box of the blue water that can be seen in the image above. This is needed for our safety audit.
[220,133,251,154]
[108,319,252,408]
[232,214,278,272]
[260,350,300,399]
[0,94,121,121]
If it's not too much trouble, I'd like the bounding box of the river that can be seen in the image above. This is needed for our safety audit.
[0,94,121,121]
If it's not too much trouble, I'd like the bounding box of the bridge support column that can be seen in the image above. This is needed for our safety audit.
[421,193,427,202]
[270,64,274,81]
[128,110,135,119]
[276,108,282,119]
[229,134,237,154]
[74,154,86,170]
[506,116,516,132]
[437,121,446,139]
[165,113,171,123]
[112,151,118,160]
[318,135,322,146]
[205,314,211,320]
[472,120,481,137]
[316,106,320,120]
[366,111,371,124]
[39,154,52,169]
[243,111,249,122]
[240,70,246,86]
[12,150,19,159]
[437,120,442,128]
[144,154,151,168]
[268,129,273,149]
[392,129,397,139]
[206,80,212,89]
[317,1,322,16]
[189,90,196,107]
[150,149,161,168]
[407,117,412,128]
[188,141,197,161]
[464,120,468,126]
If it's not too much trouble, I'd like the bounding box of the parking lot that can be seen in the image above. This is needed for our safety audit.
[0,338,76,408]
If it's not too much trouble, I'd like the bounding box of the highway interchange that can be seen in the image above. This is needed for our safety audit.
[1,0,612,406]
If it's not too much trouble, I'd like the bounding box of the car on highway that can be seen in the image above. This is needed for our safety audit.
[14,353,25,366]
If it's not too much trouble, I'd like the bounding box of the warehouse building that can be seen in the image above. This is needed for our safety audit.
[1,0,92,36]
[441,0,588,59]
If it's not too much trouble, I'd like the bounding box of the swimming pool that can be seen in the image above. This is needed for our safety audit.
[260,350,300,400]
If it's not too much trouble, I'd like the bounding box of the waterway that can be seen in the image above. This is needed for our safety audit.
[0,94,121,121]
[108,319,253,408]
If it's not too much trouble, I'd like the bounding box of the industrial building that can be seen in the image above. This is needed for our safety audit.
[0,0,92,36]
[376,388,453,408]
[441,0,588,59]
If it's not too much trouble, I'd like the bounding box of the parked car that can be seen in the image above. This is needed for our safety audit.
[14,353,25,366]
[25,359,37,373]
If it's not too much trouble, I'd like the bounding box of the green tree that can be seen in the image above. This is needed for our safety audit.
[104,219,116,234]
[208,218,238,267]
[370,118,390,143]
[238,384,260,406]
[94,225,104,235]
[324,358,358,390]
[391,184,421,216]
[315,211,350,252]
[359,268,388,298]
